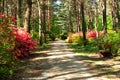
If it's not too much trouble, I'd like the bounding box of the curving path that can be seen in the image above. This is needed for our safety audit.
[15,40,119,80]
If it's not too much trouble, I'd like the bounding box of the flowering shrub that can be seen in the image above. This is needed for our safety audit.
[0,13,38,79]
[72,36,83,43]
[0,13,15,59]
[0,13,37,79]
[66,33,73,43]
[12,27,37,58]
[10,16,17,23]
[0,13,37,59]
[87,30,96,38]
[0,13,5,18]
[97,31,120,57]
[66,32,83,43]
[0,13,16,80]
[66,30,106,43]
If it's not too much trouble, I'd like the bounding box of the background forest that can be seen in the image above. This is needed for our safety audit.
[0,0,120,79]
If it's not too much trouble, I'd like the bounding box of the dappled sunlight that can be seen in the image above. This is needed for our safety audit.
[94,61,105,65]
[51,48,73,52]
[30,53,80,61]
[112,63,120,69]
[33,50,51,54]
[18,40,120,80]
[22,65,119,80]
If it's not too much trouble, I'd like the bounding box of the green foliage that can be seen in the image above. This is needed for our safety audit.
[0,16,15,65]
[31,29,39,40]
[47,31,56,41]
[60,32,68,40]
[0,66,14,80]
[0,37,16,80]
[68,42,97,55]
[96,16,103,31]
[94,15,112,31]
[107,16,113,30]
[105,30,119,43]
[0,14,18,79]
[72,36,83,43]
[106,31,120,55]
[98,30,120,55]
[50,25,61,38]
[30,18,39,40]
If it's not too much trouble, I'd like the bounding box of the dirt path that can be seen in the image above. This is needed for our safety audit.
[14,40,120,80]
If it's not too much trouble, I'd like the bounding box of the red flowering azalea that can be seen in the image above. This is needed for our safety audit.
[87,30,96,38]
[12,27,37,58]
[0,13,5,18]
[10,16,17,23]
[0,13,37,59]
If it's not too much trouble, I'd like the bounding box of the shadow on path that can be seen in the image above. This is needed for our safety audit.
[13,40,120,80]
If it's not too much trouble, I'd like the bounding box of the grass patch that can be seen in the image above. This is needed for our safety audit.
[36,43,51,51]
[68,42,98,55]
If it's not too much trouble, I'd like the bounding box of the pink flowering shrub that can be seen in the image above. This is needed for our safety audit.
[0,13,37,79]
[0,13,5,18]
[10,16,17,23]
[0,13,37,59]
[12,26,37,58]
[87,30,96,38]
[66,30,106,43]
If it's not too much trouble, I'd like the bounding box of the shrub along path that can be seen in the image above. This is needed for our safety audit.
[13,40,120,80]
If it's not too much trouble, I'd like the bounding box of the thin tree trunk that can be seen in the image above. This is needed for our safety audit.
[37,0,43,45]
[68,0,73,32]
[69,10,73,32]
[110,0,119,32]
[80,0,87,46]
[42,0,47,43]
[24,0,32,33]
[2,0,4,13]
[87,0,93,30]
[94,0,99,38]
[73,0,80,32]
[113,0,119,32]
[17,0,22,26]
[102,0,107,33]
[47,0,51,31]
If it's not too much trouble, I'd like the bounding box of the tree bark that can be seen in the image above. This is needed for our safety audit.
[80,0,87,46]
[17,0,22,26]
[24,0,32,33]
[73,0,80,32]
[41,0,47,43]
[37,0,43,45]
[102,0,107,33]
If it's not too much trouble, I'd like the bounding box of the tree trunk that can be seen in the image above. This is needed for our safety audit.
[17,0,22,26]
[68,0,73,32]
[109,0,119,32]
[94,0,99,37]
[80,0,87,46]
[69,10,73,32]
[87,0,93,30]
[2,0,4,13]
[24,0,32,33]
[37,0,43,45]
[41,0,47,43]
[113,0,119,32]
[73,0,80,32]
[47,0,51,31]
[102,0,107,33]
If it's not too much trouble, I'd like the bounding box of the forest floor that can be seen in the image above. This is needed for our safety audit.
[13,40,120,80]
